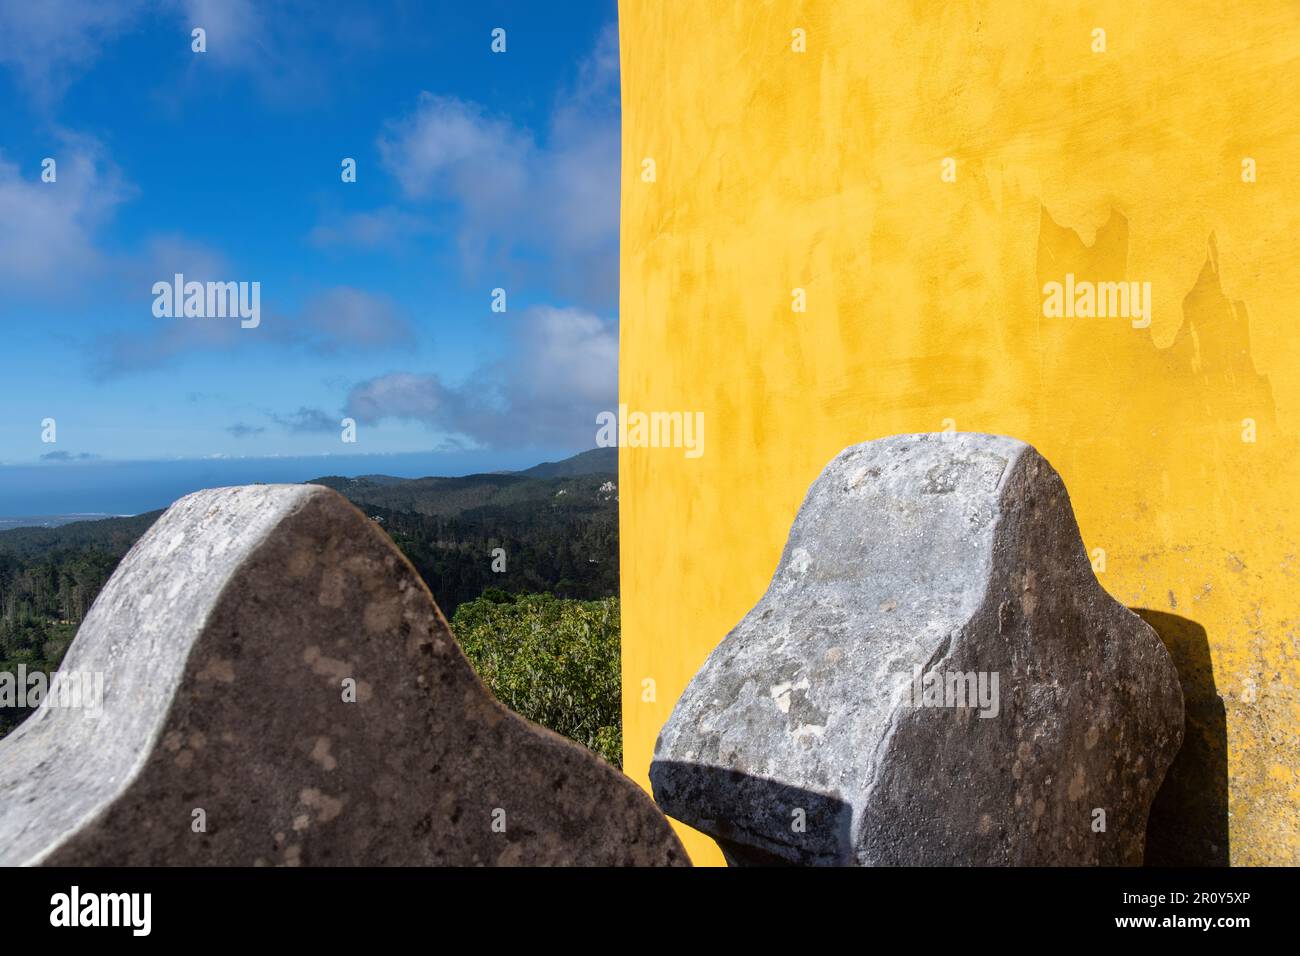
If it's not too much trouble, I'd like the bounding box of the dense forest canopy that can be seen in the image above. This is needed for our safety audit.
[454,590,622,764]
[0,452,620,749]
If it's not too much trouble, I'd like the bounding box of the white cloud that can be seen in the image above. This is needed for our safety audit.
[378,94,531,204]
[0,0,358,110]
[307,207,432,250]
[345,305,617,448]
[158,0,382,109]
[270,407,338,433]
[161,0,320,105]
[170,0,268,66]
[346,372,458,424]
[373,24,621,308]
[296,287,415,353]
[139,233,231,282]
[0,133,132,290]
[0,0,145,104]
[88,267,416,378]
[508,305,618,409]
[88,236,241,378]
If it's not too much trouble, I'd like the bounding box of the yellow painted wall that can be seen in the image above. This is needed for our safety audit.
[618,0,1300,866]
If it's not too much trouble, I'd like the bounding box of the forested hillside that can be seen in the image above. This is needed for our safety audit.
[0,549,122,735]
[0,452,619,741]
[0,511,161,561]
[453,590,621,763]
[338,473,618,610]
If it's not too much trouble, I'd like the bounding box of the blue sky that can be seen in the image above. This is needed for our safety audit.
[0,0,619,512]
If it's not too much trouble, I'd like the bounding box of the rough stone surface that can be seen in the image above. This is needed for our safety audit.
[650,433,1183,865]
[0,485,686,866]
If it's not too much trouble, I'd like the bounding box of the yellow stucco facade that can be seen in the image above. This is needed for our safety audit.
[618,1,1300,866]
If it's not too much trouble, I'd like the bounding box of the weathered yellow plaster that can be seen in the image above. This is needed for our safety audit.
[619,0,1300,866]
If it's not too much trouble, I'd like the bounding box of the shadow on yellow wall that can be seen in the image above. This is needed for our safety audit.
[1139,609,1229,866]
[619,0,1300,866]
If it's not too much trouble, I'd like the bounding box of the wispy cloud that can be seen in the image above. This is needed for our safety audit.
[294,287,416,353]
[0,0,374,110]
[160,0,338,107]
[345,305,616,449]
[271,407,339,434]
[0,0,146,105]
[169,0,268,65]
[87,266,417,378]
[225,422,265,438]
[307,207,432,251]
[1,9,621,465]
[40,450,100,462]
[0,133,132,291]
[373,23,620,309]
[86,235,240,378]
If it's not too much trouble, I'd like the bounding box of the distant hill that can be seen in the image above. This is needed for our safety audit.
[0,447,618,739]
[308,472,604,517]
[0,449,615,556]
[309,447,615,512]
[304,451,618,610]
[0,511,164,561]
[0,447,618,618]
[0,514,128,532]
[516,447,616,478]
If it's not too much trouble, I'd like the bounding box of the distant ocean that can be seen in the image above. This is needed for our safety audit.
[0,513,130,531]
[0,449,570,519]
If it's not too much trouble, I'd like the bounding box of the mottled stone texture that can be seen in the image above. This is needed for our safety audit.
[651,434,1183,866]
[0,485,686,866]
